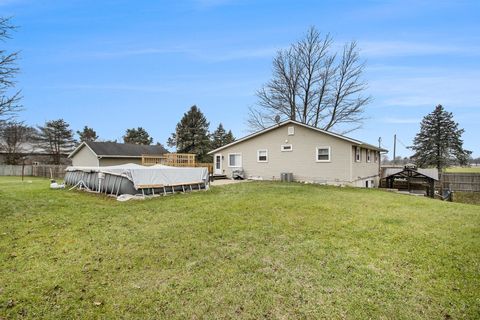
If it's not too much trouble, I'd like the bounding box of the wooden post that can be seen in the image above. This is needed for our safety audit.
[407,170,411,193]
[21,157,25,181]
[429,179,435,198]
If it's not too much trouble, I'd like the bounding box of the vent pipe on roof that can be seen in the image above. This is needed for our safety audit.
[275,115,281,124]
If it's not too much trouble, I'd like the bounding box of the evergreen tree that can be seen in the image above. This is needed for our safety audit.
[123,127,153,145]
[167,105,211,162]
[36,119,76,165]
[77,126,98,142]
[411,105,471,171]
[211,123,235,150]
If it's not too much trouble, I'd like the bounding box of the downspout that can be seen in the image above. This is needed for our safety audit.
[349,145,353,184]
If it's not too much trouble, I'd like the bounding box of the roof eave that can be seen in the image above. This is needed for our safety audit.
[97,155,144,158]
[68,142,94,158]
[208,119,388,154]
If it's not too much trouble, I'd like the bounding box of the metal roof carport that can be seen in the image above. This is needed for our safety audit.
[381,166,439,198]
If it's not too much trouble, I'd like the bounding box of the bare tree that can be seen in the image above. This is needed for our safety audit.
[248,26,370,133]
[0,121,35,164]
[0,17,21,124]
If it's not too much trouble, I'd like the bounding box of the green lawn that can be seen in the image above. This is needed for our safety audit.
[445,167,480,173]
[453,192,480,205]
[1,177,479,319]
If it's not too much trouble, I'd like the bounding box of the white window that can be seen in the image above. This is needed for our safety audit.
[374,151,378,163]
[288,126,295,135]
[367,149,371,162]
[316,146,331,162]
[281,144,293,152]
[257,149,268,162]
[228,153,242,167]
[355,146,361,162]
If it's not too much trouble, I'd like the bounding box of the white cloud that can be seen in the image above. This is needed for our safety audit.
[84,48,184,59]
[382,117,420,124]
[0,0,25,6]
[369,73,480,109]
[46,84,174,93]
[360,41,480,57]
[79,45,278,62]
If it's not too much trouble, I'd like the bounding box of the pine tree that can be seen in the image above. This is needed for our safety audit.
[77,126,98,142]
[224,130,235,145]
[123,127,153,145]
[411,105,471,171]
[36,119,76,165]
[167,105,211,162]
[211,123,235,150]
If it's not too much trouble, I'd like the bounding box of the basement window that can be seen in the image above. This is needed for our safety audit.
[281,144,293,152]
[257,149,268,162]
[316,146,331,162]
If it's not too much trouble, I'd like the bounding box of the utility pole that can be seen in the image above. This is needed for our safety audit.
[378,137,382,178]
[393,134,397,166]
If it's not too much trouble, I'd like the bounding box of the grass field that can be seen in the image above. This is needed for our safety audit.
[1,177,479,319]
[453,192,480,205]
[445,167,480,173]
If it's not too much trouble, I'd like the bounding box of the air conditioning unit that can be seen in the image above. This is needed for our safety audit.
[232,168,245,180]
[281,172,293,182]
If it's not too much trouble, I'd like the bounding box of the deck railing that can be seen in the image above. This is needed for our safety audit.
[142,153,196,166]
[142,154,213,174]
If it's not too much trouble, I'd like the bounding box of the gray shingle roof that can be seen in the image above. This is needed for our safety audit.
[71,141,168,158]
[208,119,388,155]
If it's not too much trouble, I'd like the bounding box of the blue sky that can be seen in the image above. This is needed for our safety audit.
[2,0,479,157]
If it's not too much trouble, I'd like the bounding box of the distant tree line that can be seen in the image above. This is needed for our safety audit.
[0,105,235,165]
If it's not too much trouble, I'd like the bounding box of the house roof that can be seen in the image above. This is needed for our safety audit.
[69,141,168,159]
[382,167,439,181]
[208,120,388,154]
[0,140,71,155]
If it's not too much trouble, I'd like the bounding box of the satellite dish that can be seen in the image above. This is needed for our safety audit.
[274,115,281,124]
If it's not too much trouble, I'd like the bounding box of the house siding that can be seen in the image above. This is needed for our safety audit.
[99,157,143,166]
[213,123,380,187]
[351,147,381,187]
[71,145,99,167]
[215,124,348,184]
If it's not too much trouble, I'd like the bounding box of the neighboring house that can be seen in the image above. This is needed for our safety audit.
[0,140,71,165]
[69,141,168,167]
[208,120,387,187]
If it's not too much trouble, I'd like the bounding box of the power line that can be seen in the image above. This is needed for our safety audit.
[396,137,409,149]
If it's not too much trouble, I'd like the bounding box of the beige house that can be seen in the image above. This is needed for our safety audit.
[208,120,387,187]
[69,141,167,167]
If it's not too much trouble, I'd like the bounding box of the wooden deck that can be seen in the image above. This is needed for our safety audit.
[141,153,213,174]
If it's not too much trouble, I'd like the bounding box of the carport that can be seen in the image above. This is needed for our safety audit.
[382,165,438,198]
